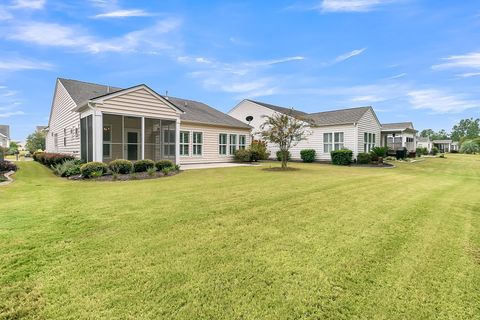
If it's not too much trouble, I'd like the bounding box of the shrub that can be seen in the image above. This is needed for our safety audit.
[450,149,459,154]
[276,150,291,162]
[0,147,5,161]
[249,140,270,161]
[52,159,81,177]
[416,147,428,156]
[33,152,75,167]
[161,167,173,175]
[174,164,181,171]
[80,162,108,178]
[108,159,133,174]
[331,149,353,165]
[430,147,439,156]
[234,149,252,162]
[155,160,174,170]
[460,140,479,154]
[147,166,157,177]
[300,149,316,163]
[371,146,388,158]
[134,159,155,172]
[357,152,372,164]
[0,160,17,172]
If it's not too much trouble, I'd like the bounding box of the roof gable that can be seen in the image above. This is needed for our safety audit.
[381,122,415,131]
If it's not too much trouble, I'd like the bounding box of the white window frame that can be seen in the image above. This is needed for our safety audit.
[103,124,112,159]
[219,133,228,156]
[193,131,203,156]
[239,135,246,150]
[180,131,190,156]
[323,133,333,153]
[63,128,67,147]
[364,132,376,152]
[163,127,176,158]
[334,132,344,150]
[229,134,237,155]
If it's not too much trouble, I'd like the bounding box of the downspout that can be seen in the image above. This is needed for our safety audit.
[353,122,358,160]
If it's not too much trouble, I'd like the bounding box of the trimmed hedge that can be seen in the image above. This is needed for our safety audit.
[250,140,270,161]
[357,152,372,164]
[300,149,316,163]
[155,160,174,170]
[80,162,108,178]
[276,150,291,162]
[331,149,353,165]
[52,159,81,177]
[0,160,17,172]
[234,149,252,162]
[108,159,133,174]
[34,152,75,167]
[134,159,155,172]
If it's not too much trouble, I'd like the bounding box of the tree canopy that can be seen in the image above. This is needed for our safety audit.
[451,118,480,142]
[25,131,46,153]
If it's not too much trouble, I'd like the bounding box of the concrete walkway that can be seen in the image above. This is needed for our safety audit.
[181,162,260,170]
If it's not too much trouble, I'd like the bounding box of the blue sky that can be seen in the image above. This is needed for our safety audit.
[1,0,480,141]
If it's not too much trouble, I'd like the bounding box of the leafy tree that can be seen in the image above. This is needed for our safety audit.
[259,111,310,169]
[420,129,435,138]
[420,129,450,140]
[460,140,479,154]
[451,118,480,141]
[8,141,19,154]
[25,130,46,153]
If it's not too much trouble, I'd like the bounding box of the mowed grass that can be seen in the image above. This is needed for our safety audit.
[1,155,480,319]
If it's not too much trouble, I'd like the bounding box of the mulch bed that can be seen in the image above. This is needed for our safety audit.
[68,170,181,181]
[350,162,395,168]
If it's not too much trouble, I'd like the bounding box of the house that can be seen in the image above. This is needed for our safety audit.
[432,139,458,153]
[380,122,417,152]
[416,136,433,153]
[228,99,381,161]
[0,125,10,148]
[45,78,251,164]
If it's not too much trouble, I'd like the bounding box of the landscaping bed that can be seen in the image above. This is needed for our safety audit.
[68,169,181,181]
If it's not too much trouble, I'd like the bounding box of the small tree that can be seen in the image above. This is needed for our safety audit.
[259,111,310,169]
[25,130,46,153]
[460,140,479,154]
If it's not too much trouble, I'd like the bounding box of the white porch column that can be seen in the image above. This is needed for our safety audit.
[175,118,180,165]
[402,134,406,148]
[93,110,103,162]
[141,117,145,160]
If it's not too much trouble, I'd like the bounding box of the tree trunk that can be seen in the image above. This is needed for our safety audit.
[281,150,288,169]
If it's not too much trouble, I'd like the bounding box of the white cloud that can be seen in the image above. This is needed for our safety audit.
[333,48,366,63]
[457,72,480,78]
[432,52,480,70]
[407,89,480,113]
[10,0,45,10]
[5,18,182,54]
[387,72,407,79]
[350,95,385,103]
[321,0,396,12]
[93,9,154,19]
[0,58,53,71]
[0,6,13,19]
[0,111,25,118]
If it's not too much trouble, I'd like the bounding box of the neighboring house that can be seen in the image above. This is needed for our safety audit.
[46,78,251,164]
[432,140,458,153]
[380,122,418,152]
[228,99,381,161]
[416,136,433,153]
[0,125,10,148]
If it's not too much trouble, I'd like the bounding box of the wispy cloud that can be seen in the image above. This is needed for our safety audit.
[10,0,45,10]
[5,18,182,54]
[92,9,154,19]
[432,52,480,70]
[407,89,480,113]
[0,58,53,71]
[333,48,366,63]
[321,0,397,12]
[387,72,407,80]
[0,110,25,118]
[0,6,13,19]
[457,72,480,78]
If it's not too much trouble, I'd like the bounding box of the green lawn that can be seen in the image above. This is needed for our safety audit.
[1,155,480,319]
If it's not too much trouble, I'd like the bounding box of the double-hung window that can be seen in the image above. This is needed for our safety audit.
[323,133,333,153]
[364,133,376,152]
[63,128,67,147]
[219,133,227,155]
[103,125,112,158]
[334,132,344,150]
[180,131,189,156]
[193,132,203,156]
[229,134,237,155]
[239,135,246,150]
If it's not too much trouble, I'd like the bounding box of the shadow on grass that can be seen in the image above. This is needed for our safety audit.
[262,167,300,172]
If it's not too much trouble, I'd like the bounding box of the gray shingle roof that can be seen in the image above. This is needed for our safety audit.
[381,122,414,131]
[0,125,10,139]
[248,99,371,126]
[417,136,431,142]
[59,78,250,129]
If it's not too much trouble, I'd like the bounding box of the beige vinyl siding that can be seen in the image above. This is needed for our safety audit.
[179,122,251,164]
[46,80,80,155]
[357,108,381,155]
[97,88,179,119]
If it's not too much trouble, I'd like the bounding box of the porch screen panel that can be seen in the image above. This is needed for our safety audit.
[145,118,162,161]
[124,116,142,161]
[162,120,176,161]
[86,115,93,162]
[103,114,123,162]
